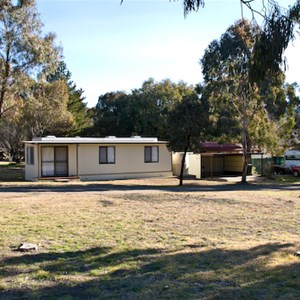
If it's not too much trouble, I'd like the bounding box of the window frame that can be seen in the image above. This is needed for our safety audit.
[99,146,116,164]
[145,146,159,163]
[26,146,35,165]
[285,155,300,160]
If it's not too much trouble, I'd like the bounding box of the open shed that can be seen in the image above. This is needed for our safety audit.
[188,142,246,179]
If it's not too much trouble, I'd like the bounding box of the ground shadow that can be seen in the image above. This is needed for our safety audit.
[1,242,299,299]
[0,179,299,194]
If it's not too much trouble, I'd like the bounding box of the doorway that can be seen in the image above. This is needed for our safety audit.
[41,146,68,177]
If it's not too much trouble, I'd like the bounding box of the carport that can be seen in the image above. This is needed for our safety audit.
[188,142,248,179]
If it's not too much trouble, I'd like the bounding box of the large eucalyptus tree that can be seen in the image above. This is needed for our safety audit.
[200,19,298,182]
[0,0,60,118]
[121,0,299,83]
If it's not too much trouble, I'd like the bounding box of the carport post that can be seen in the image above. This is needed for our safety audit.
[210,154,213,180]
[261,153,264,177]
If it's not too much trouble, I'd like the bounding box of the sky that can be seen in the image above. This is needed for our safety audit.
[36,0,300,107]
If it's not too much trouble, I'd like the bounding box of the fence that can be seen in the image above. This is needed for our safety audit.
[251,156,284,177]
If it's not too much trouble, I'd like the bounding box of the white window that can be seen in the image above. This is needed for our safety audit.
[286,155,300,160]
[26,146,34,165]
[99,146,115,164]
[145,146,159,163]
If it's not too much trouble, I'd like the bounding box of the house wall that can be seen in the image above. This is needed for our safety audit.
[25,144,78,180]
[25,144,39,180]
[78,143,172,180]
[24,142,172,181]
[68,144,78,176]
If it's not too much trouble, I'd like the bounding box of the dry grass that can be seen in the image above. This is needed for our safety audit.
[0,177,300,299]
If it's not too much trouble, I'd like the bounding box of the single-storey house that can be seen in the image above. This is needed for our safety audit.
[24,136,172,181]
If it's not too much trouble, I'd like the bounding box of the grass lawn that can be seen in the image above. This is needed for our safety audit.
[0,177,299,299]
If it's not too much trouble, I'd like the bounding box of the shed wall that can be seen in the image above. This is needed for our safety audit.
[188,154,201,179]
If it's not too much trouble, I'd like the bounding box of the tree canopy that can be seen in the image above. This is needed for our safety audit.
[199,19,299,181]
[167,92,209,185]
[92,78,195,139]
[120,0,299,83]
[47,62,91,135]
[0,0,61,118]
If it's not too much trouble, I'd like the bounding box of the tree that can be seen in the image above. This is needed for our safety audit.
[47,62,91,136]
[92,91,130,137]
[250,0,300,83]
[92,79,195,139]
[22,80,74,138]
[127,79,195,139]
[121,0,299,83]
[167,92,209,185]
[200,20,298,182]
[185,0,300,83]
[0,0,60,118]
[0,105,26,162]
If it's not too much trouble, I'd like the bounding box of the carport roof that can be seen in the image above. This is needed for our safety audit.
[199,142,242,153]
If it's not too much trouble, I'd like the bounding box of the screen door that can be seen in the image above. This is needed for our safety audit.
[41,146,68,177]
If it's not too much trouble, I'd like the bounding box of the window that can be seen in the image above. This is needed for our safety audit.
[26,146,34,165]
[99,146,115,164]
[145,146,159,163]
[285,155,300,160]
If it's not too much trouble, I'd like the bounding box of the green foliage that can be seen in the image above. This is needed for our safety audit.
[47,62,91,136]
[92,91,129,136]
[180,0,300,84]
[0,108,27,162]
[167,92,209,151]
[200,19,299,156]
[167,92,209,185]
[22,80,74,138]
[200,20,255,143]
[92,78,195,139]
[250,1,300,83]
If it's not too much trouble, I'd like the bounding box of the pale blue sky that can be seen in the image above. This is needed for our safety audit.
[36,0,299,107]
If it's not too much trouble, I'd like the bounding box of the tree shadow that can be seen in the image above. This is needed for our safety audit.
[1,242,299,299]
[0,180,299,194]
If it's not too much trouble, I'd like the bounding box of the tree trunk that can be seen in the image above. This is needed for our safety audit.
[241,126,248,183]
[179,136,190,186]
[0,46,12,118]
[241,83,248,183]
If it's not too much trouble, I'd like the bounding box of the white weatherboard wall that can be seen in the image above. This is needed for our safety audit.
[25,144,39,180]
[171,152,192,176]
[188,154,201,179]
[78,143,172,180]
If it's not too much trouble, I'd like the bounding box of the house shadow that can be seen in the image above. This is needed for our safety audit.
[1,242,299,299]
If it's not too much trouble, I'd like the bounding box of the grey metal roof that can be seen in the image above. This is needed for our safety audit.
[24,136,168,145]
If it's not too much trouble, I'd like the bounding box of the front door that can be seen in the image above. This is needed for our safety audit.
[41,146,68,177]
